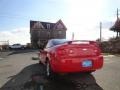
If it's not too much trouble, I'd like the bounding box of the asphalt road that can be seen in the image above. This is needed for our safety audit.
[94,55,120,90]
[0,50,38,88]
[0,50,120,90]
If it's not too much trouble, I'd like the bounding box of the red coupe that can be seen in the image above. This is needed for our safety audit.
[39,39,103,77]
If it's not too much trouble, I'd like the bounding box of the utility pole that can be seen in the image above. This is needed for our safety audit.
[117,8,119,20]
[100,22,102,42]
[116,8,120,37]
[72,32,74,40]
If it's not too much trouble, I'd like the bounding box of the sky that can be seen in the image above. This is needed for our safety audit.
[0,0,120,45]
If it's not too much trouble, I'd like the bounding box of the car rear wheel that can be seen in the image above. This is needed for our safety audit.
[46,61,50,76]
[86,70,95,74]
[46,61,54,78]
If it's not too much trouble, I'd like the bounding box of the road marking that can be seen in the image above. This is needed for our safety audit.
[104,55,115,58]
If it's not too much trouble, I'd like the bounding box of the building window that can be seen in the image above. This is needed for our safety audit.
[58,31,62,34]
[47,32,50,38]
[47,24,50,29]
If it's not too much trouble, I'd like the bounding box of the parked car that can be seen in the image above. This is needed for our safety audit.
[38,39,103,77]
[9,44,24,49]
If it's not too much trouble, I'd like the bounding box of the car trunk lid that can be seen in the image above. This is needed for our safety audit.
[56,41,101,57]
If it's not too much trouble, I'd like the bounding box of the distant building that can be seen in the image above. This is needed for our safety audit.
[0,41,9,50]
[30,19,67,48]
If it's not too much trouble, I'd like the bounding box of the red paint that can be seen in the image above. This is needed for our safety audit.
[40,40,103,73]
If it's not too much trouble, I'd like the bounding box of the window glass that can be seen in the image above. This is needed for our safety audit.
[45,39,67,48]
[52,39,67,46]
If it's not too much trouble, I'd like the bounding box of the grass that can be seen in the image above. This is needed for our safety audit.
[32,57,39,60]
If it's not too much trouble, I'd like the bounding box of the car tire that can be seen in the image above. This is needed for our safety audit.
[46,61,52,77]
[86,70,95,74]
[46,61,56,79]
[46,61,50,76]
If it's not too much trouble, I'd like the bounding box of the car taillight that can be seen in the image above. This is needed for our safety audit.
[57,48,76,57]
[94,49,101,56]
[57,49,66,55]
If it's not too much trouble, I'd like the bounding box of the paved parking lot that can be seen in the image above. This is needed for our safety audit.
[0,50,120,90]
[0,50,38,88]
[94,55,120,90]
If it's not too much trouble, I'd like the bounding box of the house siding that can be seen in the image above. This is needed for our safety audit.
[30,20,67,48]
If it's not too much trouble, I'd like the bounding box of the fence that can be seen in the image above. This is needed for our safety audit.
[0,41,9,51]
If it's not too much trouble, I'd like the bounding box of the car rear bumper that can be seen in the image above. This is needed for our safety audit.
[50,55,103,73]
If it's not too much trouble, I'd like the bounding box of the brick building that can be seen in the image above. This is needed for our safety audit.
[30,19,67,48]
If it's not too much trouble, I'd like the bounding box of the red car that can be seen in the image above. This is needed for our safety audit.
[39,39,103,76]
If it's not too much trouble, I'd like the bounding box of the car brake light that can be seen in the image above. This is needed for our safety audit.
[94,49,101,55]
[57,49,66,55]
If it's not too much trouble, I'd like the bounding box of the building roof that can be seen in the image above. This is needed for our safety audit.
[40,22,55,29]
[30,19,67,30]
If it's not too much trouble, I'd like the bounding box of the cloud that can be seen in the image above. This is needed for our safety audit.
[0,26,116,45]
[66,21,116,41]
[0,27,30,45]
[62,0,108,40]
[0,0,117,44]
[62,0,118,41]
[94,21,114,29]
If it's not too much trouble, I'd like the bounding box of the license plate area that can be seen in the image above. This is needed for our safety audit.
[82,60,92,67]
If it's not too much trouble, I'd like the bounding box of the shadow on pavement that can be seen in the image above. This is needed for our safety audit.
[0,63,103,90]
[0,51,11,58]
[8,49,39,56]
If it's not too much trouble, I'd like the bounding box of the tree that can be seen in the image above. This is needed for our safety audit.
[110,18,120,37]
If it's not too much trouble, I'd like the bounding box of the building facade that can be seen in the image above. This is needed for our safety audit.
[30,19,67,48]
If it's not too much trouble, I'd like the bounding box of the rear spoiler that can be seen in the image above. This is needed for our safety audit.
[67,40,97,44]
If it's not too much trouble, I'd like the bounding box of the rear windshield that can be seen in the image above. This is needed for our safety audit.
[45,39,68,48]
[52,39,68,46]
[13,44,21,46]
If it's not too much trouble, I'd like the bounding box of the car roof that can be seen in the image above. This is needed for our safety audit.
[12,43,21,45]
[49,39,67,41]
